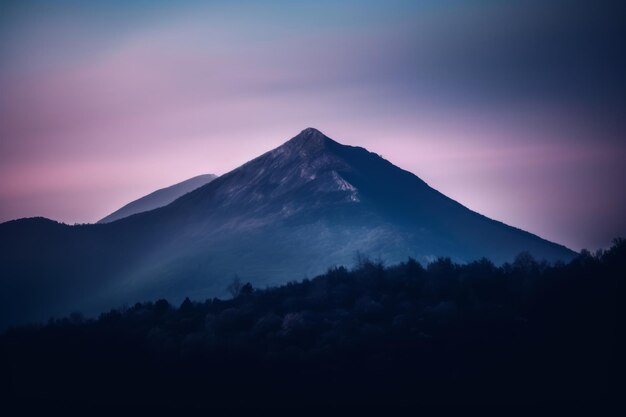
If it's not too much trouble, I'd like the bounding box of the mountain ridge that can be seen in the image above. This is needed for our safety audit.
[98,173,217,223]
[0,128,576,329]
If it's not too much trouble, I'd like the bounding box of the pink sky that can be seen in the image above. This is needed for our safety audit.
[1,1,625,251]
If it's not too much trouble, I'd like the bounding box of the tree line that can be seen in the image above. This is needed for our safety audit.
[1,240,624,409]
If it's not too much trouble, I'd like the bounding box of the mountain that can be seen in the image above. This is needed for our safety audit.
[0,128,576,329]
[98,174,217,223]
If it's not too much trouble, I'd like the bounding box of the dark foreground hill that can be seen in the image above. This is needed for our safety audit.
[1,240,622,409]
[0,128,575,329]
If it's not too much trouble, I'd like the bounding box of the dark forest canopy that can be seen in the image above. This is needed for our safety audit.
[1,239,624,409]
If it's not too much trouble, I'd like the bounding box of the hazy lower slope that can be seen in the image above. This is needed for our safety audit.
[98,174,217,223]
[0,128,576,329]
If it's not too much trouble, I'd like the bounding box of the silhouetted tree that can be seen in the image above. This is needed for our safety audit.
[180,297,193,312]
[512,251,538,273]
[227,276,243,298]
[240,282,254,297]
[154,299,170,314]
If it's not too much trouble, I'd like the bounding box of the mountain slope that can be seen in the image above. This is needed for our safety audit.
[98,174,217,223]
[0,128,576,329]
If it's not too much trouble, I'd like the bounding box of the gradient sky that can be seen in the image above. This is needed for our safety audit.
[1,0,625,251]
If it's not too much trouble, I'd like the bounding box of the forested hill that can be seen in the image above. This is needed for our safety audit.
[2,240,624,409]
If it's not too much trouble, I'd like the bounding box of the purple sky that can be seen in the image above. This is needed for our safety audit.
[1,0,625,251]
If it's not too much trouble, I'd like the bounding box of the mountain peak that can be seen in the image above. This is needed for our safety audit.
[283,127,331,151]
[300,127,324,137]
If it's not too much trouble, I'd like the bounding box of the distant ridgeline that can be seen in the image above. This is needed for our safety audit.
[2,239,623,407]
[97,174,217,223]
